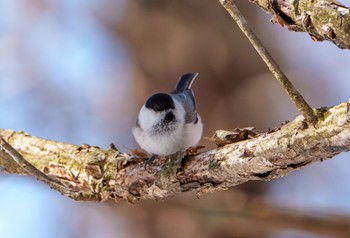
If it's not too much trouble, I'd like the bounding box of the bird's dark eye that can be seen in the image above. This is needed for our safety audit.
[164,112,175,122]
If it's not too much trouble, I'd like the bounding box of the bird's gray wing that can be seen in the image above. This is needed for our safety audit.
[171,72,199,124]
[172,90,198,124]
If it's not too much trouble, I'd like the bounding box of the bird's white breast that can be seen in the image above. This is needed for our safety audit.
[133,100,202,156]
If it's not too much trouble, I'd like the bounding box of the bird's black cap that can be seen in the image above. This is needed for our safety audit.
[145,93,175,112]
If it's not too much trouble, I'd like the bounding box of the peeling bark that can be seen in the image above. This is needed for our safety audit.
[246,0,350,49]
[0,100,349,203]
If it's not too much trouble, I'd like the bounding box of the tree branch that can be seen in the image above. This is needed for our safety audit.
[0,100,349,203]
[0,137,66,189]
[219,0,318,124]
[246,0,350,49]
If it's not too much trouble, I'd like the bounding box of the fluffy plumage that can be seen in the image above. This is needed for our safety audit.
[133,73,203,156]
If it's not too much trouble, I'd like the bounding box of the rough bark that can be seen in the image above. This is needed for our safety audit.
[0,100,349,203]
[246,0,350,49]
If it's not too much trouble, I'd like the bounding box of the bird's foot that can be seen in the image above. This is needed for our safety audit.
[144,154,157,168]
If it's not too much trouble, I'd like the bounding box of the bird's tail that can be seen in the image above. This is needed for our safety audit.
[174,72,198,93]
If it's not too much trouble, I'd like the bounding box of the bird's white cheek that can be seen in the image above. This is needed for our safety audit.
[138,106,161,131]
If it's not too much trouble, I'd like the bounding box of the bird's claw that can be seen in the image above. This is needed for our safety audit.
[144,155,157,168]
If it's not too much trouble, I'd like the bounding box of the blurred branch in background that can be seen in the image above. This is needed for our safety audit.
[107,0,274,144]
[246,0,350,49]
[174,192,350,238]
[0,100,349,203]
[112,190,350,237]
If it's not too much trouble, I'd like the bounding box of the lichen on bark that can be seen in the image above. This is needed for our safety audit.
[248,0,350,49]
[0,100,349,203]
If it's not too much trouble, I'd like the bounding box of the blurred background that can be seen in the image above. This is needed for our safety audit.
[0,0,350,237]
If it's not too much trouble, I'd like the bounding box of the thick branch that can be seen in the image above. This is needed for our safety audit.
[246,0,350,49]
[0,101,349,203]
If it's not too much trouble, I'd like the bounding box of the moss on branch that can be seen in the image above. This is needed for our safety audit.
[247,0,350,49]
[0,100,349,203]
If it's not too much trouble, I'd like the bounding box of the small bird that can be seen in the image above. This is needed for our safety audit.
[133,72,203,156]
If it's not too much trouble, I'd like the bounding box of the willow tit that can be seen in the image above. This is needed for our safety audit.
[133,72,203,156]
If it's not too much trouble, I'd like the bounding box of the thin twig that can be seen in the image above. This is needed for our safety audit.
[219,0,318,124]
